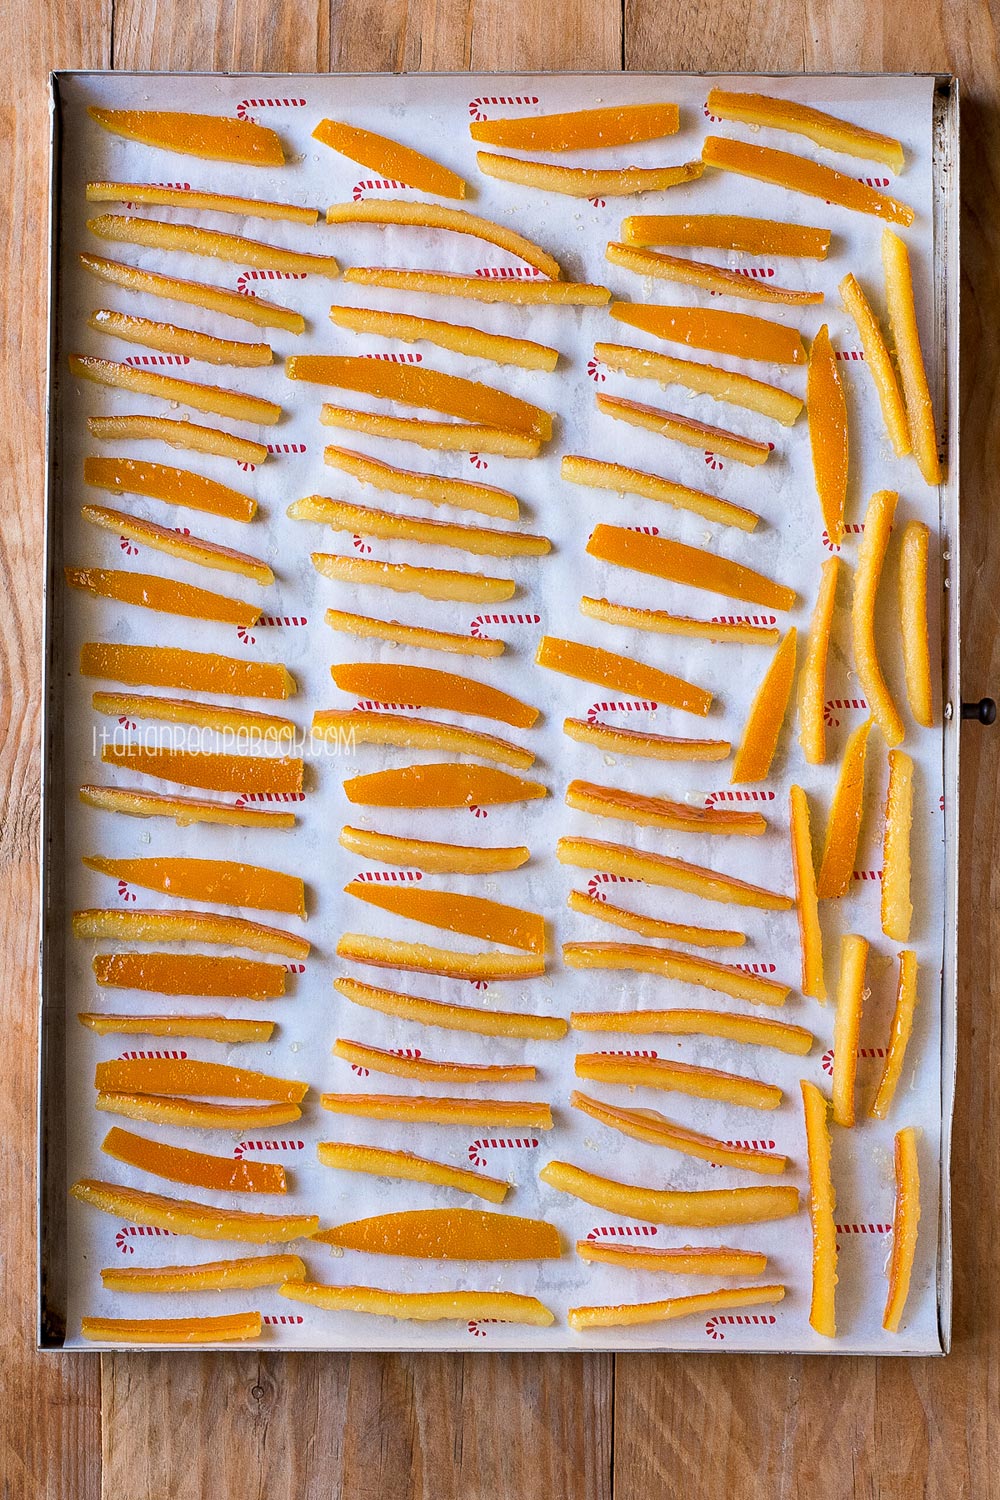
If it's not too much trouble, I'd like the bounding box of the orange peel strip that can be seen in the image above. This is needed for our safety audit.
[319,404,540,458]
[82,854,304,916]
[705,90,904,172]
[312,552,515,603]
[575,1051,782,1110]
[69,354,281,427]
[620,213,830,258]
[66,567,260,626]
[798,559,840,765]
[79,251,304,334]
[80,642,294,699]
[87,107,284,166]
[471,103,679,151]
[73,908,309,960]
[334,975,566,1041]
[329,304,557,372]
[702,135,913,225]
[86,180,316,223]
[536,634,712,717]
[852,489,904,746]
[81,503,273,584]
[839,273,910,456]
[801,1080,837,1337]
[831,933,869,1128]
[91,692,295,738]
[95,1092,301,1130]
[540,1160,799,1226]
[344,880,544,954]
[569,1284,785,1332]
[567,889,744,949]
[882,229,941,483]
[313,1206,560,1260]
[597,393,771,467]
[329,663,537,729]
[326,199,561,279]
[563,942,789,1007]
[79,1013,274,1044]
[101,1254,306,1294]
[79,784,296,830]
[899,521,934,727]
[94,1056,307,1103]
[340,825,528,874]
[557,835,793,911]
[320,1093,553,1128]
[566,778,765,836]
[870,950,919,1119]
[325,608,503,659]
[561,452,758,532]
[92,951,286,1000]
[71,1179,317,1242]
[564,718,730,762]
[100,744,302,796]
[87,213,338,276]
[318,1141,507,1203]
[732,628,798,784]
[807,324,849,547]
[606,242,822,308]
[289,495,548,559]
[594,338,803,428]
[88,310,272,367]
[343,267,609,306]
[569,1090,788,1175]
[343,762,545,809]
[323,444,519,521]
[86,414,268,466]
[816,717,873,900]
[577,1242,768,1275]
[790,785,826,1001]
[883,1126,921,1331]
[83,454,256,523]
[279,1282,554,1325]
[477,152,703,197]
[313,708,533,771]
[610,300,806,366]
[81,1311,263,1344]
[101,1125,286,1193]
[333,1039,534,1085]
[570,1009,812,1054]
[313,118,466,198]
[587,522,796,612]
[580,596,777,645]
[336,932,544,981]
[882,749,915,942]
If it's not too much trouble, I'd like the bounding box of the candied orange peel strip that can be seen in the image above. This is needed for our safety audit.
[88,107,285,166]
[606,242,821,309]
[336,932,544,981]
[344,880,545,953]
[597,393,771,467]
[326,608,503,659]
[101,1125,286,1194]
[314,118,467,198]
[73,907,309,959]
[314,1206,560,1260]
[580,596,778,645]
[594,339,803,429]
[536,634,712,717]
[88,213,339,276]
[83,454,256,523]
[329,664,538,729]
[70,355,281,427]
[101,1254,306,1294]
[320,1093,553,1129]
[808,324,849,547]
[79,784,296,831]
[702,136,914,225]
[94,1056,308,1103]
[96,1092,301,1130]
[86,180,317,223]
[333,1039,534,1085]
[86,415,268,466]
[839,273,910,456]
[884,1126,921,1331]
[477,152,703,197]
[340,825,528,874]
[570,1009,812,1054]
[335,975,566,1041]
[329,304,558,372]
[82,855,304,916]
[318,1141,507,1203]
[587,522,796,612]
[471,102,679,151]
[567,889,744,949]
[570,1090,788,1175]
[870,950,919,1119]
[100,744,302,796]
[540,1160,799,1226]
[324,445,519,521]
[71,1179,317,1242]
[320,405,540,459]
[88,310,272,367]
[575,1051,781,1110]
[312,552,515,604]
[852,489,905,746]
[82,504,273,584]
[326,199,561,279]
[557,835,793,911]
[563,942,789,1007]
[564,718,730,762]
[290,495,549,559]
[92,951,286,1000]
[831,933,869,1128]
[801,1081,837,1337]
[313,708,533,771]
[344,267,610,306]
[91,694,296,739]
[790,785,826,1001]
[566,778,764,836]
[569,1284,785,1332]
[899,521,934,727]
[882,749,915,942]
[79,1013,274,1044]
[279,1282,554,1325]
[732,628,798,784]
[705,90,904,172]
[611,299,806,366]
[81,1311,263,1344]
[620,213,831,258]
[561,452,758,532]
[577,1242,768,1275]
[816,719,873,900]
[80,642,294,699]
[66,567,260,627]
[80,251,304,334]
[799,559,840,765]
[882,229,941,484]
[343,762,545,809]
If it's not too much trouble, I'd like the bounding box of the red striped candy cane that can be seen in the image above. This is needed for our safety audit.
[586,1223,659,1241]
[587,356,606,382]
[587,699,658,723]
[351,1046,421,1078]
[124,353,191,366]
[116,1224,177,1255]
[284,962,306,974]
[117,879,136,904]
[233,1139,305,1159]
[467,1136,540,1167]
[822,522,865,552]
[354,700,418,712]
[586,871,640,900]
[360,350,423,362]
[834,349,866,361]
[859,175,890,188]
[709,266,776,294]
[704,451,724,471]
[600,1048,658,1058]
[353,868,423,884]
[589,196,607,209]
[234,791,306,807]
[119,1049,187,1060]
[704,789,775,806]
[468,94,540,122]
[823,695,868,726]
[236,97,307,122]
[853,868,883,882]
[236,268,308,296]
[474,264,544,279]
[836,1222,892,1236]
[262,1313,305,1325]
[710,614,777,627]
[627,524,660,536]
[735,962,777,975]
[468,612,540,638]
[705,1312,777,1340]
[352,177,411,200]
[709,1138,778,1167]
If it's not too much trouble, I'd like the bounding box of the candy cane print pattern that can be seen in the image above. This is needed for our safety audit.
[117,879,136,904]
[467,1136,540,1168]
[237,441,307,474]
[236,269,308,297]
[586,871,640,900]
[585,1223,659,1241]
[350,1047,422,1078]
[353,701,418,711]
[467,1319,501,1337]
[474,265,544,279]
[124,354,191,366]
[352,868,423,884]
[834,349,866,362]
[734,962,777,975]
[235,97,307,123]
[709,266,776,294]
[822,522,865,553]
[586,700,659,724]
[233,1139,306,1160]
[234,792,307,808]
[468,612,541,638]
[469,453,489,470]
[705,1312,777,1340]
[283,962,306,974]
[821,1046,887,1076]
[704,789,776,807]
[352,177,411,200]
[237,615,308,648]
[835,1222,892,1237]
[263,1313,305,1326]
[587,356,606,383]
[705,451,724,471]
[116,1224,177,1255]
[823,695,868,726]
[711,614,778,628]
[353,533,373,555]
[360,350,423,363]
[119,1049,187,1060]
[852,868,883,883]
[468,94,540,122]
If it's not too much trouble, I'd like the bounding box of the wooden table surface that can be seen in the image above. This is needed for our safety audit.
[4,2,998,1495]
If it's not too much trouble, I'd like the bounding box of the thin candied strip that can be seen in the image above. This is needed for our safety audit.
[336,932,544,981]
[610,299,806,366]
[101,1125,287,1194]
[477,152,703,198]
[329,304,558,372]
[81,854,305,916]
[567,889,745,949]
[83,455,256,523]
[570,1007,813,1055]
[279,1282,554,1326]
[831,934,869,1128]
[100,744,302,796]
[587,523,797,611]
[798,559,840,765]
[731,629,798,784]
[870,951,919,1119]
[317,1141,508,1204]
[87,107,285,167]
[288,495,549,559]
[313,118,467,199]
[91,693,296,739]
[312,708,534,771]
[72,907,309,959]
[334,975,567,1041]
[790,785,826,1001]
[80,642,295,699]
[884,1126,921,1332]
[597,393,771,468]
[539,1160,799,1227]
[81,503,273,585]
[325,198,561,279]
[567,777,765,836]
[882,233,941,485]
[323,444,520,521]
[70,1178,317,1242]
[852,489,905,746]
[535,634,712,718]
[79,252,304,334]
[333,1039,534,1084]
[86,415,268,466]
[344,879,545,954]
[556,835,793,911]
[563,942,790,1008]
[325,608,504,659]
[801,1081,838,1337]
[94,1056,308,1103]
[320,1092,553,1129]
[471,102,679,151]
[79,784,296,831]
[79,1013,274,1043]
[580,595,778,646]
[899,521,934,727]
[313,1206,560,1261]
[69,355,281,428]
[619,212,831,258]
[705,90,904,172]
[569,1090,788,1175]
[561,452,759,532]
[81,1311,262,1345]
[100,1254,306,1294]
[568,1285,785,1332]
[701,136,914,225]
[575,1051,782,1111]
[87,213,339,276]
[882,749,915,942]
[86,180,318,223]
[65,567,261,627]
[312,552,515,604]
[816,717,873,899]
[96,1092,301,1130]
[319,404,541,459]
[88,310,272,368]
[563,718,730,762]
[606,242,822,308]
[807,324,849,546]
[92,951,287,1000]
[839,273,910,456]
[340,825,528,874]
[594,339,803,428]
[343,762,546,809]
[329,662,538,729]
[577,1242,768,1275]
[343,267,610,306]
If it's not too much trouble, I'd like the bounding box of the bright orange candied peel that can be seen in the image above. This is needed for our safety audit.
[852,490,905,747]
[313,1206,560,1260]
[73,907,309,959]
[100,744,302,796]
[79,784,296,831]
[606,242,822,309]
[313,709,533,771]
[535,634,712,717]
[702,135,914,225]
[93,1056,308,1103]
[566,778,765,836]
[790,785,826,1001]
[314,118,467,198]
[831,934,870,1128]
[81,1311,263,1344]
[330,662,538,729]
[70,355,281,427]
[344,879,545,953]
[88,107,285,166]
[882,229,941,484]
[563,718,731,762]
[567,889,744,949]
[101,1125,287,1193]
[580,596,778,645]
[562,942,789,1007]
[568,1285,785,1332]
[326,608,504,659]
[477,153,702,197]
[870,950,919,1119]
[619,213,831,258]
[340,825,528,874]
[899,521,934,727]
[320,1093,553,1129]
[556,835,793,910]
[335,932,544,981]
[882,749,915,943]
[570,1090,789,1174]
[576,1242,768,1275]
[66,567,260,627]
[839,273,910,456]
[83,455,257,523]
[289,495,549,559]
[574,1051,781,1110]
[319,405,541,459]
[317,1141,508,1203]
[731,628,798,784]
[801,1080,837,1337]
[807,324,849,547]
[279,1282,554,1325]
[343,267,609,306]
[86,414,268,466]
[332,1039,534,1085]
[87,213,339,276]
[71,1178,317,1242]
[334,975,566,1041]
[330,305,558,372]
[597,393,772,467]
[324,445,520,520]
[798,559,840,765]
[594,339,803,429]
[816,717,872,899]
[342,762,545,809]
[705,90,905,172]
[81,503,274,584]
[587,523,796,611]
[82,854,305,916]
[325,199,561,279]
[311,552,515,604]
[90,692,296,739]
[100,1253,306,1294]
[471,102,679,151]
[561,452,759,532]
[88,310,272,367]
[79,1013,274,1044]
[80,251,304,334]
[80,643,294,699]
[96,1092,302,1131]
[611,299,806,365]
[539,1160,799,1226]
[570,1009,812,1054]
[883,1126,920,1331]
[92,951,286,1000]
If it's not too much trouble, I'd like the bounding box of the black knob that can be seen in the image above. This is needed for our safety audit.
[961,698,997,724]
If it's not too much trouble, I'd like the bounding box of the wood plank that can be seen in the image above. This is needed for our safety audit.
[614,6,1000,1499]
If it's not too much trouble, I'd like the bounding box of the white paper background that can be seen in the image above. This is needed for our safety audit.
[52,70,945,1352]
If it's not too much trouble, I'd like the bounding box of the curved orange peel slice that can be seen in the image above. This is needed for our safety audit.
[883,1126,921,1331]
[314,117,466,198]
[320,1093,553,1129]
[790,785,825,1001]
[870,950,919,1120]
[567,889,744,949]
[323,444,519,521]
[66,567,260,626]
[564,718,730,762]
[86,415,268,465]
[344,267,609,306]
[344,880,544,953]
[312,552,515,604]
[88,310,272,367]
[581,595,778,645]
[87,107,285,166]
[882,229,941,484]
[101,1254,306,1294]
[561,452,758,532]
[333,1039,534,1085]
[899,521,933,727]
[597,393,771,467]
[326,608,503,659]
[313,709,533,771]
[587,522,797,611]
[88,212,338,276]
[575,1051,782,1110]
[705,90,904,172]
[73,908,309,959]
[87,180,317,223]
[852,489,904,746]
[82,854,304,916]
[801,1080,837,1337]
[71,1178,317,1242]
[340,825,527,875]
[732,628,798,783]
[79,1013,274,1044]
[477,152,702,197]
[839,272,910,456]
[279,1282,553,1325]
[319,404,540,458]
[330,663,538,729]
[570,1008,812,1054]
[313,1206,560,1260]
[83,454,256,523]
[92,951,286,1000]
[576,1241,768,1275]
[289,495,549,558]
[566,778,765,836]
[326,199,560,278]
[556,835,793,911]
[702,135,913,225]
[882,748,915,942]
[334,975,566,1041]
[620,213,830,258]
[81,503,273,583]
[471,102,679,151]
[329,305,557,372]
[568,1284,785,1332]
[540,1160,799,1226]
[610,299,806,366]
[81,1311,263,1344]
[606,242,821,309]
[80,642,294,699]
[94,1056,307,1103]
[79,784,296,830]
[569,1091,789,1175]
[343,762,545,809]
[101,1125,286,1193]
[80,251,304,334]
[816,717,873,900]
[563,942,790,1008]
[535,634,712,717]
[317,1141,507,1203]
[336,932,543,981]
[100,744,302,796]
[70,355,281,427]
[831,933,869,1128]
[807,324,849,547]
[96,1092,301,1130]
[799,559,840,764]
[595,338,803,428]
